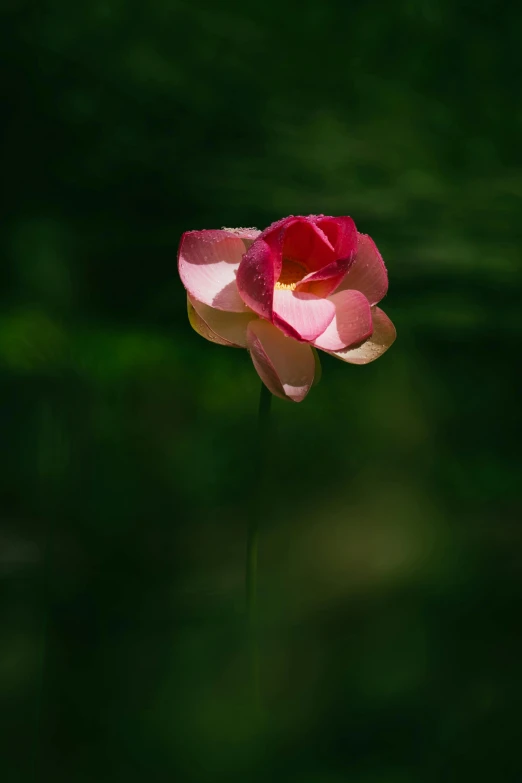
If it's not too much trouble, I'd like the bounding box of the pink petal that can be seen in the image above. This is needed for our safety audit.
[188,297,232,347]
[295,217,357,294]
[313,290,373,352]
[220,227,261,250]
[178,230,250,313]
[282,219,335,271]
[188,294,255,348]
[257,215,297,239]
[328,307,396,364]
[220,227,261,241]
[272,289,336,342]
[236,238,277,320]
[314,216,357,260]
[296,259,352,297]
[247,320,316,402]
[334,233,388,305]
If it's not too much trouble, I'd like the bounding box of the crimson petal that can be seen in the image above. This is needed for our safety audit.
[315,216,357,260]
[236,238,278,319]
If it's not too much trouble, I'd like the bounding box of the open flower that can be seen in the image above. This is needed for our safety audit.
[178,215,395,402]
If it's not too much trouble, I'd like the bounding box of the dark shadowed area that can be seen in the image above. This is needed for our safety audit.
[1,1,521,781]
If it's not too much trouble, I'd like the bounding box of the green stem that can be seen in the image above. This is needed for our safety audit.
[246,382,272,708]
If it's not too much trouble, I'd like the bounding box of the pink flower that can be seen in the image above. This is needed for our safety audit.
[178,215,396,402]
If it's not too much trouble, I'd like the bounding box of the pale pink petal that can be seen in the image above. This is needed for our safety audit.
[247,320,316,402]
[178,230,250,312]
[236,238,277,320]
[328,307,396,364]
[313,290,373,351]
[272,289,336,342]
[220,227,260,241]
[334,233,388,305]
[187,297,234,347]
[220,227,261,250]
[188,295,255,348]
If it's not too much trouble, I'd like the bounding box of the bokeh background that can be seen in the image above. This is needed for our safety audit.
[1,1,521,781]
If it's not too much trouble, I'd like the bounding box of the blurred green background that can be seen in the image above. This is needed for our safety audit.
[1,1,521,781]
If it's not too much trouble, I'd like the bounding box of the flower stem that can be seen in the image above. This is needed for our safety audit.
[246,381,271,709]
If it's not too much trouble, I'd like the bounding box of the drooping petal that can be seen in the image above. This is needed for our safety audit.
[313,290,373,352]
[272,289,336,342]
[178,230,250,312]
[334,233,388,305]
[311,346,322,386]
[247,320,316,402]
[236,238,279,320]
[188,297,233,347]
[188,294,255,348]
[328,307,396,364]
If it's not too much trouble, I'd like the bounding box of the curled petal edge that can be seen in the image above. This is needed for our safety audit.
[325,307,396,364]
[247,320,316,402]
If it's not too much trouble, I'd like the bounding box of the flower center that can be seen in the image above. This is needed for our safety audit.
[275,258,307,291]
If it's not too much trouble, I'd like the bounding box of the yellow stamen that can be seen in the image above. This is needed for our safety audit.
[275,258,306,291]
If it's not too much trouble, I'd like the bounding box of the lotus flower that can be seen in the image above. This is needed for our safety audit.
[178,215,395,402]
